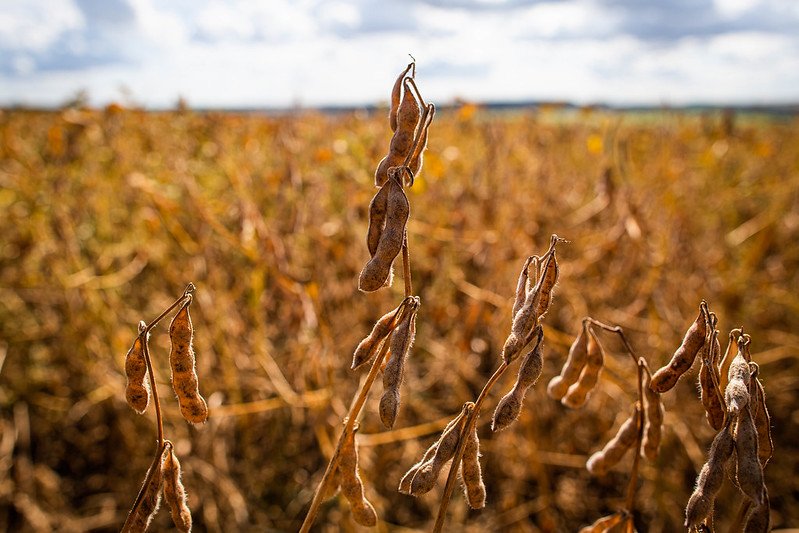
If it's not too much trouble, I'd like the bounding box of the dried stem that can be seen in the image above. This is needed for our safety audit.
[625,360,646,514]
[402,231,412,298]
[584,317,644,371]
[433,361,511,533]
[300,321,397,532]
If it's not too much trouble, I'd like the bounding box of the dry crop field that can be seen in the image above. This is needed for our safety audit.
[0,100,797,532]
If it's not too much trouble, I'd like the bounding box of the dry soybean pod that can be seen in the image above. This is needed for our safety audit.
[366,181,391,257]
[375,80,421,187]
[512,256,536,319]
[492,327,543,431]
[748,365,773,467]
[122,444,168,533]
[352,299,408,370]
[163,442,192,532]
[533,237,561,320]
[389,62,414,132]
[358,174,409,292]
[125,321,150,414]
[744,487,770,533]
[547,321,589,401]
[407,103,435,179]
[169,295,208,424]
[399,440,439,494]
[725,336,751,416]
[642,363,664,461]
[718,327,742,393]
[379,300,419,428]
[685,421,735,528]
[459,423,486,509]
[586,405,641,475]
[650,301,708,393]
[699,328,725,430]
[409,403,472,496]
[339,425,378,527]
[562,327,604,409]
[735,404,764,505]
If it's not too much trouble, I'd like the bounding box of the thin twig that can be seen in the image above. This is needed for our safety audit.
[584,317,647,372]
[625,360,646,514]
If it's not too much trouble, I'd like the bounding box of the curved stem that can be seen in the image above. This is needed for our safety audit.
[584,317,649,373]
[433,361,510,533]
[144,284,194,333]
[300,330,395,532]
[141,337,164,448]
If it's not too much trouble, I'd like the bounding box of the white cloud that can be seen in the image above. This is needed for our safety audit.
[0,0,84,52]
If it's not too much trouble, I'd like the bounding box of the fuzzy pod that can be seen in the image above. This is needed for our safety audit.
[388,63,414,132]
[492,328,544,431]
[642,370,665,461]
[562,328,604,409]
[749,372,773,468]
[533,248,559,321]
[169,297,208,424]
[409,404,472,496]
[586,406,641,475]
[358,178,409,292]
[718,328,742,393]
[511,256,535,319]
[352,302,406,370]
[379,303,417,428]
[685,424,735,528]
[121,445,168,533]
[735,405,765,505]
[407,104,435,181]
[651,306,707,393]
[744,487,770,533]
[375,80,421,187]
[366,182,391,257]
[339,428,377,527]
[163,444,192,532]
[578,512,624,533]
[699,332,725,430]
[459,424,486,509]
[125,321,150,414]
[399,440,439,494]
[548,323,589,400]
[725,342,751,415]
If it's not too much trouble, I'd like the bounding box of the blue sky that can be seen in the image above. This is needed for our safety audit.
[1,0,798,108]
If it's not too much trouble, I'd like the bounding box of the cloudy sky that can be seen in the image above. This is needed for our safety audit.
[1,0,798,108]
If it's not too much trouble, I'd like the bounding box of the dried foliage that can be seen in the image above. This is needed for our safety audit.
[1,101,798,531]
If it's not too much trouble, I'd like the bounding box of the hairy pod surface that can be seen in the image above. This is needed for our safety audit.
[699,332,725,430]
[339,428,377,527]
[358,177,409,292]
[169,297,208,424]
[459,424,486,509]
[744,487,770,533]
[718,328,742,393]
[351,303,404,370]
[548,323,588,400]
[125,321,150,414]
[163,444,192,532]
[642,370,664,461]
[408,104,435,179]
[512,256,534,319]
[533,248,559,321]
[366,182,391,257]
[735,405,765,505]
[492,328,544,431]
[122,445,167,533]
[379,302,417,428]
[375,80,421,187]
[726,344,751,415]
[562,328,604,409]
[685,424,735,528]
[388,63,413,132]
[586,407,641,475]
[749,374,773,467]
[399,440,439,494]
[409,404,471,496]
[651,306,707,393]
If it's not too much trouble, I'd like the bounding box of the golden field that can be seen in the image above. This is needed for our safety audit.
[0,104,797,532]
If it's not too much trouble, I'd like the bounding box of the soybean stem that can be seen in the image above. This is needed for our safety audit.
[625,361,645,514]
[402,231,412,298]
[584,318,649,373]
[300,332,394,533]
[433,361,510,533]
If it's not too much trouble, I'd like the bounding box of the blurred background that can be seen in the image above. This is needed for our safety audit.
[1,1,798,532]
